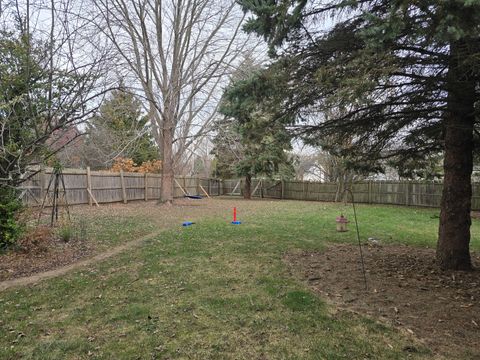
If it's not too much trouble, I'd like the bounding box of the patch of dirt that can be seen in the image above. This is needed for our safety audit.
[285,244,480,359]
[0,226,94,282]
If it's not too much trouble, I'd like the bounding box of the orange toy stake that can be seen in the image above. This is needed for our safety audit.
[231,207,241,225]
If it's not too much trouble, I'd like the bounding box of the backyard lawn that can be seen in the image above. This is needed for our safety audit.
[0,198,479,359]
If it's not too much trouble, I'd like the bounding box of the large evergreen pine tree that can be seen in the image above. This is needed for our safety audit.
[238,0,480,269]
[215,65,295,198]
[84,87,158,169]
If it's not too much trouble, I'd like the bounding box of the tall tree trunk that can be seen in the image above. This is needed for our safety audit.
[244,174,252,199]
[335,172,345,202]
[437,39,476,270]
[160,124,174,204]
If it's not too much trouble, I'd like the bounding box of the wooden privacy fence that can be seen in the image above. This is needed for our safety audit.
[18,167,480,210]
[19,167,205,206]
[220,178,480,210]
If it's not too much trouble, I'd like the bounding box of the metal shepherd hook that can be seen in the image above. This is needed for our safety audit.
[342,188,368,290]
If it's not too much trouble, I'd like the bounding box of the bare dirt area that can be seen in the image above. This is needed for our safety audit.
[0,226,94,282]
[0,198,268,286]
[285,244,480,358]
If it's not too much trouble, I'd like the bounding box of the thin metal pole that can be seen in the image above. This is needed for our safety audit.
[60,172,70,221]
[51,173,58,226]
[37,172,54,225]
[343,188,368,290]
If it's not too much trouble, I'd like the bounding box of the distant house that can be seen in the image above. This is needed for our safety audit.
[47,126,85,167]
[48,126,82,151]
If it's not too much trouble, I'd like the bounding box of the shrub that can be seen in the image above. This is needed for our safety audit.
[0,187,24,249]
[18,225,53,253]
[110,157,162,173]
[57,222,74,242]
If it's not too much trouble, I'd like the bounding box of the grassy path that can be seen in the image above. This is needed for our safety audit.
[0,230,166,292]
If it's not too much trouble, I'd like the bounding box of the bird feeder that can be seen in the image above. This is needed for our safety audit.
[336,214,349,232]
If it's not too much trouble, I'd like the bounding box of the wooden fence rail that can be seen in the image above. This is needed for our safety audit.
[17,168,480,210]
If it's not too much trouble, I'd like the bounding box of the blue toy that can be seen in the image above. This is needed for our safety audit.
[185,195,202,199]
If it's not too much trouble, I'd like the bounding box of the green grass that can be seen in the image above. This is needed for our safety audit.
[1,200,479,359]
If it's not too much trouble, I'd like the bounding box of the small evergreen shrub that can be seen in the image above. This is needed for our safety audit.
[0,187,24,249]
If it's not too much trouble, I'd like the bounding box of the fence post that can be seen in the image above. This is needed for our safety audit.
[368,180,372,204]
[405,181,409,206]
[208,179,211,196]
[281,179,285,199]
[120,170,127,204]
[157,175,161,200]
[86,167,92,206]
[144,173,148,201]
[39,165,46,203]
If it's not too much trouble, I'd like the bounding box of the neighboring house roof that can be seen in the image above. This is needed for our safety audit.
[47,126,83,152]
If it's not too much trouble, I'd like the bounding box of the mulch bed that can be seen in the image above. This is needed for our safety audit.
[0,226,93,281]
[285,244,480,358]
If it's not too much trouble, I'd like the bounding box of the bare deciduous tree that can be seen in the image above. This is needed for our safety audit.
[92,0,254,203]
[0,0,112,187]
[294,147,365,201]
